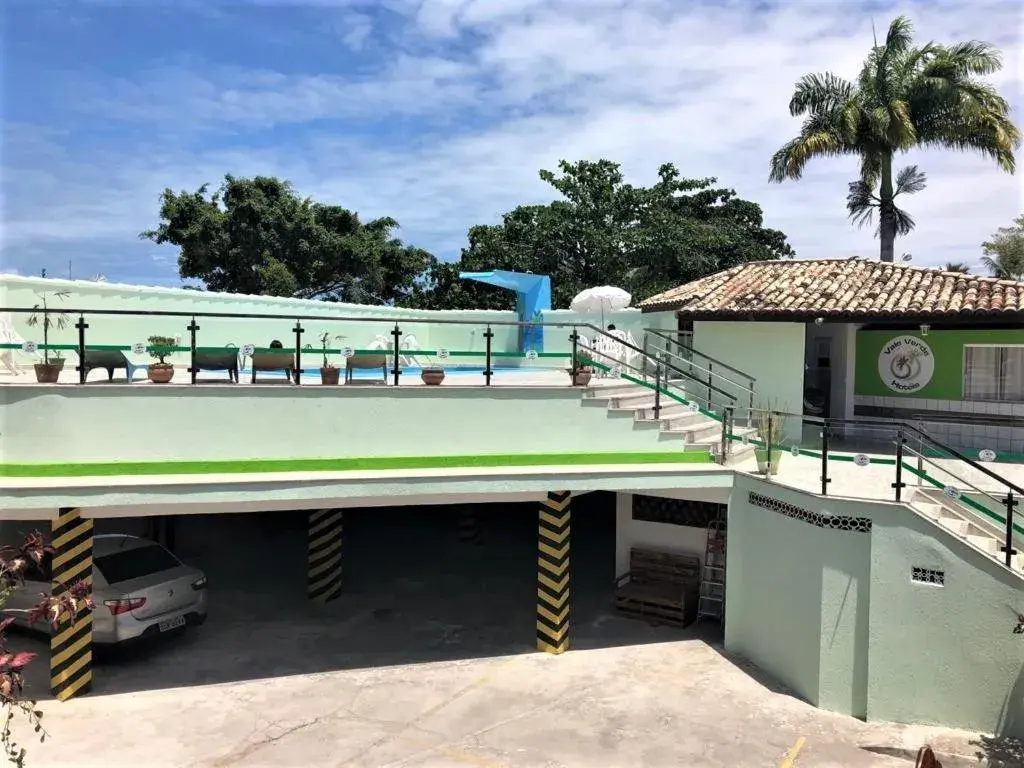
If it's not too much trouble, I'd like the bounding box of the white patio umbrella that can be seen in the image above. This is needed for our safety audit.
[570,286,632,327]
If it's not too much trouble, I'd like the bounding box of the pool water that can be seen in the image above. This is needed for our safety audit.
[239,365,534,379]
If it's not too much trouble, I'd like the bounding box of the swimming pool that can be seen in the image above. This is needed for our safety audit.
[239,365,540,379]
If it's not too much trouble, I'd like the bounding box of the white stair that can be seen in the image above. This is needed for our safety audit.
[908,490,1022,574]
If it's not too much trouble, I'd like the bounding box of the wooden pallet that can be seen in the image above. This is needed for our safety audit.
[614,547,700,628]
[615,596,688,628]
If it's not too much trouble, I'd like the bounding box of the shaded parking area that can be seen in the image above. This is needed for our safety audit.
[19,492,677,698]
[11,494,1001,766]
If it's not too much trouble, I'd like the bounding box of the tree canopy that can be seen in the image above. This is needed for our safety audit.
[981,213,1024,280]
[407,160,793,310]
[770,15,1020,262]
[141,175,431,304]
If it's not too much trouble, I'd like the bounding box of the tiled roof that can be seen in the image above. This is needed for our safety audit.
[638,259,1024,318]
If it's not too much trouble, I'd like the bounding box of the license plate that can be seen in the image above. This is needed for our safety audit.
[158,615,186,632]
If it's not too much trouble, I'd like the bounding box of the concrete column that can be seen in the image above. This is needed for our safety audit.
[307,509,342,604]
[51,507,93,701]
[537,491,571,654]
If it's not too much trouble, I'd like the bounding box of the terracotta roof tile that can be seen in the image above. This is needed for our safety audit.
[638,259,1024,319]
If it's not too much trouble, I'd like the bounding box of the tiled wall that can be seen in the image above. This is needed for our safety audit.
[854,395,1024,455]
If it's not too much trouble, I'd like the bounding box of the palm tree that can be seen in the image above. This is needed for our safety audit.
[769,16,1020,262]
[943,262,970,273]
[846,165,926,241]
[981,214,1024,280]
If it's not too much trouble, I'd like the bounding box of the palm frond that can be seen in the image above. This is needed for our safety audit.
[769,115,856,182]
[884,15,915,56]
[788,72,856,116]
[892,204,916,236]
[940,41,1003,76]
[845,180,877,228]
[894,165,927,195]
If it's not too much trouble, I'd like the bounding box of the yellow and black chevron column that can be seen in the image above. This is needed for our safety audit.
[51,507,94,702]
[457,507,480,544]
[537,491,571,654]
[308,509,342,603]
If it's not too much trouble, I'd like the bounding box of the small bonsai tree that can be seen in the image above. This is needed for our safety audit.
[25,290,70,365]
[147,335,176,367]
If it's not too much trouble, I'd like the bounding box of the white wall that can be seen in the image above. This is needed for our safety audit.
[614,491,712,576]
[693,321,805,438]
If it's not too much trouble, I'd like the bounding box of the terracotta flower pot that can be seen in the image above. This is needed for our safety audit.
[571,369,593,386]
[148,364,175,384]
[421,367,446,385]
[320,367,340,385]
[34,361,64,384]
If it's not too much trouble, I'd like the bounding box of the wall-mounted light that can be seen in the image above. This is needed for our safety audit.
[814,317,824,325]
[920,324,930,337]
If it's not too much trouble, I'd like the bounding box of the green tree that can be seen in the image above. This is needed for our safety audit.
[769,15,1020,262]
[408,160,792,309]
[981,213,1024,280]
[141,175,432,304]
[943,261,970,273]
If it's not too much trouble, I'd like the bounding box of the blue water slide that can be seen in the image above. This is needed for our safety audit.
[458,271,552,354]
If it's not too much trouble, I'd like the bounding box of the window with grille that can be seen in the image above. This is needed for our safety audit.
[963,346,1024,402]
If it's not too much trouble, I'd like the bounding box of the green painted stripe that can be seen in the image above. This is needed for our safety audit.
[903,462,1024,536]
[0,450,714,478]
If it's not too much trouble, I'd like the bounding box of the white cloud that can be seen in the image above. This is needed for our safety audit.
[3,0,1023,283]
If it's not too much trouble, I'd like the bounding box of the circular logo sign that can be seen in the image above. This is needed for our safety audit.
[241,344,256,357]
[21,340,37,354]
[791,446,800,457]
[524,349,538,361]
[877,335,934,393]
[943,485,961,500]
[978,449,997,462]
[853,454,870,467]
[610,366,622,379]
[689,402,700,413]
[132,342,146,356]
[341,347,355,359]
[437,348,450,360]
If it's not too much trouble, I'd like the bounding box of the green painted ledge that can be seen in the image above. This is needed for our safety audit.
[0,451,714,478]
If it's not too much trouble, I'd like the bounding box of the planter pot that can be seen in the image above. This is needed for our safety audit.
[33,360,64,384]
[421,368,446,386]
[754,448,782,476]
[570,369,593,387]
[320,367,340,385]
[147,364,175,384]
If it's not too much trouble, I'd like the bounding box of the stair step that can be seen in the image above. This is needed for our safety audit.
[635,407,703,424]
[608,394,660,410]
[1012,553,1024,573]
[966,535,1000,555]
[581,383,647,400]
[938,517,970,537]
[721,442,756,465]
[914,503,945,521]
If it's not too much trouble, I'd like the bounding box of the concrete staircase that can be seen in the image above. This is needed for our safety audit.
[907,488,1024,574]
[580,380,757,464]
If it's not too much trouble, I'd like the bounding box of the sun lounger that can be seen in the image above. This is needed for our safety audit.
[80,349,148,383]
[192,347,240,383]
[345,353,388,385]
[250,350,295,383]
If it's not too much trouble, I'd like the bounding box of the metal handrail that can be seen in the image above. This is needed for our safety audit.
[644,327,757,382]
[654,345,756,397]
[904,445,1010,512]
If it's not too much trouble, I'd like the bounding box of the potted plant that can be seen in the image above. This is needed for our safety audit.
[26,289,70,383]
[314,331,345,385]
[147,335,176,383]
[752,407,784,476]
[421,358,446,386]
[567,361,594,386]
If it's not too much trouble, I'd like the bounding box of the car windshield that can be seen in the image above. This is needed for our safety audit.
[95,544,180,584]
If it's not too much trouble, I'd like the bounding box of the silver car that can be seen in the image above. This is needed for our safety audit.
[4,534,208,645]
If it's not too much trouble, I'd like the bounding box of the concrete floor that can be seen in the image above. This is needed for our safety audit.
[8,498,1012,767]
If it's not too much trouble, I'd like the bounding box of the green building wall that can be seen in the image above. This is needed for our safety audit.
[726,474,1024,737]
[855,328,1024,400]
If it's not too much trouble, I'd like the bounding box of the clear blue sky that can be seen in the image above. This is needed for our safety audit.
[2,0,1020,286]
